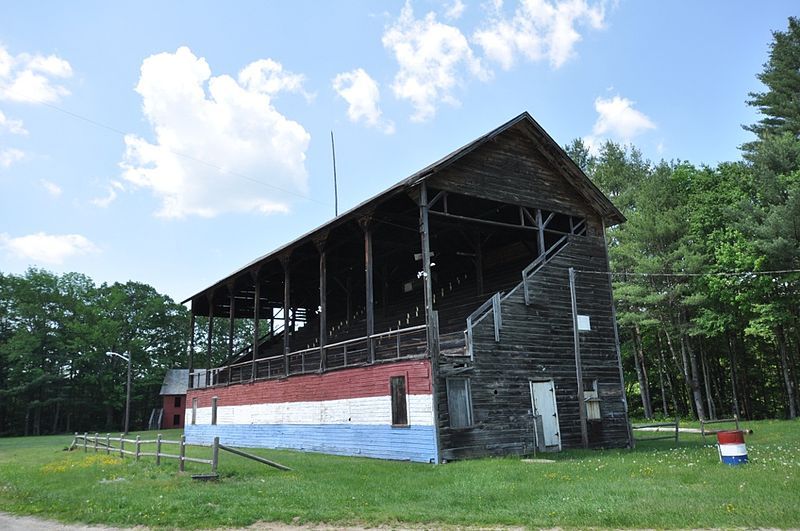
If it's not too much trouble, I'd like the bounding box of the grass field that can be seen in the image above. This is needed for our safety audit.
[0,419,798,529]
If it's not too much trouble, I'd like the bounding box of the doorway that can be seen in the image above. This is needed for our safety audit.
[529,379,561,450]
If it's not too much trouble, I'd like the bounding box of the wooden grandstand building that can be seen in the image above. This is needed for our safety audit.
[183,112,632,463]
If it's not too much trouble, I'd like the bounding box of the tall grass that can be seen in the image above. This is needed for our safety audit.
[0,419,797,529]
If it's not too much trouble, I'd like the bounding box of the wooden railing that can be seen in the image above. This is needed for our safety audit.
[191,324,428,388]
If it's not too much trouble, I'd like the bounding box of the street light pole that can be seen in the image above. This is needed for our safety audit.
[106,351,131,435]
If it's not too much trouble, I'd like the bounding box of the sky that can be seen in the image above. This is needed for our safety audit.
[0,0,795,303]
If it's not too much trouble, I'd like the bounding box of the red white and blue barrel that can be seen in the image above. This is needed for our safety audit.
[717,430,748,465]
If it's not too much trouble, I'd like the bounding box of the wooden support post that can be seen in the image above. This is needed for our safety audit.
[474,231,484,296]
[94,432,99,453]
[135,435,141,461]
[316,238,328,370]
[179,435,186,472]
[119,434,124,458]
[211,436,220,473]
[345,275,352,326]
[569,267,589,449]
[188,311,195,389]
[418,182,442,464]
[156,433,162,465]
[282,256,291,376]
[362,218,375,363]
[252,275,261,382]
[106,433,110,455]
[83,432,87,453]
[536,209,546,257]
[228,288,236,365]
[207,296,214,388]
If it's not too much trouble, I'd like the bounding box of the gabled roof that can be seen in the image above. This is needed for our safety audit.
[159,369,189,395]
[182,111,623,304]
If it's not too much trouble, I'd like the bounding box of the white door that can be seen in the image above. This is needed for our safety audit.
[530,380,561,450]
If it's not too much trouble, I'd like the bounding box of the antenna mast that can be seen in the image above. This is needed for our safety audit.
[331,131,339,217]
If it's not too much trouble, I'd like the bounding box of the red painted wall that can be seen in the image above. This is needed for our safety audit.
[162,394,185,429]
[187,359,432,408]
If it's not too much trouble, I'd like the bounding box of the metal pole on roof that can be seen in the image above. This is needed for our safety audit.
[331,131,339,217]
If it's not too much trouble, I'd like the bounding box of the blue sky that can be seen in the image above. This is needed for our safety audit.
[0,0,795,302]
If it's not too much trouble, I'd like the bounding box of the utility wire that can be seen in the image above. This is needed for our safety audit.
[6,94,331,206]
[574,269,800,278]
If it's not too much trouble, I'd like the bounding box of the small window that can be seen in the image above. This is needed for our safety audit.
[191,398,197,425]
[390,376,408,426]
[173,414,180,426]
[174,396,182,408]
[211,396,218,425]
[584,379,601,420]
[446,378,473,428]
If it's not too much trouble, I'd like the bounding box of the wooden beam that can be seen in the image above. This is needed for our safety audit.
[206,294,214,387]
[315,238,328,370]
[569,267,589,449]
[281,256,291,376]
[536,209,546,257]
[228,288,235,361]
[474,231,484,296]
[251,275,260,382]
[429,209,537,232]
[188,310,195,388]
[418,182,441,464]
[361,217,375,363]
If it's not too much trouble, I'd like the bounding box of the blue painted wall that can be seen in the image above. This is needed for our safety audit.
[185,423,437,463]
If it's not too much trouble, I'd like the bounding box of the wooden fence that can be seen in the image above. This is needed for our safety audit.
[631,418,680,446]
[69,432,290,475]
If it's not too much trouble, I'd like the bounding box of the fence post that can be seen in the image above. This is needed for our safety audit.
[119,434,124,458]
[212,436,219,473]
[135,435,141,461]
[83,432,88,453]
[179,435,186,472]
[156,434,162,466]
[72,432,78,450]
[94,433,99,453]
[106,433,111,455]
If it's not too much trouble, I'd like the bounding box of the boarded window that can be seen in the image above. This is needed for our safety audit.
[391,376,408,426]
[173,414,180,426]
[211,396,218,425]
[584,379,601,420]
[174,396,181,408]
[446,378,473,428]
[191,398,197,425]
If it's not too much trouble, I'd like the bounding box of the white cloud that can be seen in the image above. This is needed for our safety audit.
[0,110,27,135]
[0,147,24,168]
[474,0,606,70]
[333,68,395,134]
[40,179,62,197]
[0,44,72,103]
[0,232,99,265]
[90,181,124,208]
[383,2,489,122]
[445,0,466,20]
[121,47,310,218]
[584,95,655,152]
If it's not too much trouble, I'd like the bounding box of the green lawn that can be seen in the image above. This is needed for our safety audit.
[0,420,798,529]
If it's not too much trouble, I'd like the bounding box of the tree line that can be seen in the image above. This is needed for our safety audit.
[566,17,800,421]
[1,18,798,436]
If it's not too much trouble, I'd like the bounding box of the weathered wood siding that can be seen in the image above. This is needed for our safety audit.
[436,235,629,460]
[428,125,593,219]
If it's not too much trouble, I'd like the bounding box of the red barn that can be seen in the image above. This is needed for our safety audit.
[159,369,189,429]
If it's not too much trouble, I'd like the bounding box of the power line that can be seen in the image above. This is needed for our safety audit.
[5,94,331,206]
[574,268,800,278]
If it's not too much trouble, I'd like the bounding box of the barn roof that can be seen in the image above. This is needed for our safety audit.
[181,111,623,304]
[159,369,189,395]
